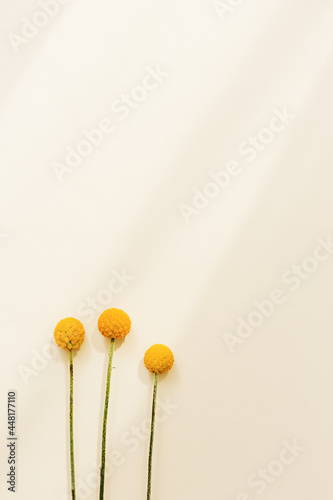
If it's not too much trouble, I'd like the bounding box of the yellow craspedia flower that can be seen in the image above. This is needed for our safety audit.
[144,344,174,374]
[54,317,85,350]
[98,308,131,339]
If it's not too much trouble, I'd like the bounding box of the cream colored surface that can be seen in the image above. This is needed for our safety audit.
[0,1,333,499]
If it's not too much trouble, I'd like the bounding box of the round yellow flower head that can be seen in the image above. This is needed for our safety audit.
[144,344,174,374]
[98,308,131,339]
[54,317,85,350]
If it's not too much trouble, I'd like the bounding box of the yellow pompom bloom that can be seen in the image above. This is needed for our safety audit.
[144,344,174,374]
[98,308,131,339]
[54,317,85,350]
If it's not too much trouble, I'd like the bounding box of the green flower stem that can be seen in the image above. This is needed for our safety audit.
[147,373,158,500]
[69,349,76,500]
[99,338,115,500]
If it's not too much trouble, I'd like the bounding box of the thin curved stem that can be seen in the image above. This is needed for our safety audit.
[99,338,115,500]
[147,373,158,500]
[69,349,76,500]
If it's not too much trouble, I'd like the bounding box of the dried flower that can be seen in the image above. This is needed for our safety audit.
[98,308,131,339]
[144,344,174,374]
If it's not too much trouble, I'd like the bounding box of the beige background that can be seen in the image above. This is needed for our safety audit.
[0,0,333,499]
